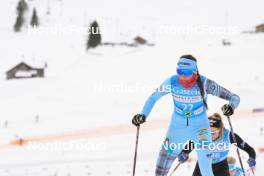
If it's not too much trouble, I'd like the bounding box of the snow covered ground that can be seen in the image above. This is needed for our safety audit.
[0,0,264,175]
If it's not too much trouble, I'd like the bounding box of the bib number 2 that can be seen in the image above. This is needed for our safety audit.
[182,104,193,111]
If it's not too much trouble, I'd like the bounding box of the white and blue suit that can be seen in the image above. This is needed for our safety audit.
[211,128,231,164]
[141,73,240,176]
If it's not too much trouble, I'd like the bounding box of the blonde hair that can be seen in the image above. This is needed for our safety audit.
[209,113,224,138]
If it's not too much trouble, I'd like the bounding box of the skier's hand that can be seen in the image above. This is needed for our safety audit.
[178,152,189,163]
[221,104,234,116]
[132,114,146,126]
[247,157,256,169]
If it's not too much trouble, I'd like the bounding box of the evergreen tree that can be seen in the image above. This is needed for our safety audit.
[30,8,39,27]
[14,13,24,32]
[86,21,102,50]
[16,0,28,15]
[14,0,28,32]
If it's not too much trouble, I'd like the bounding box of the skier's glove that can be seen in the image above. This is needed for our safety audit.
[178,152,189,163]
[132,114,146,126]
[247,157,256,169]
[221,104,234,116]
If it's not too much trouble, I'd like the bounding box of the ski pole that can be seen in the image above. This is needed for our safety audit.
[169,162,181,176]
[226,115,246,176]
[132,125,140,176]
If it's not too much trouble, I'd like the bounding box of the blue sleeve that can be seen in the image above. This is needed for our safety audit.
[236,168,243,175]
[141,77,172,118]
[205,78,240,109]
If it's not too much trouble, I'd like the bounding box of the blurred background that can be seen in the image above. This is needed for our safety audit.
[0,0,264,175]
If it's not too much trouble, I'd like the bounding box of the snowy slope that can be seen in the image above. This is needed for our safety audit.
[0,0,264,175]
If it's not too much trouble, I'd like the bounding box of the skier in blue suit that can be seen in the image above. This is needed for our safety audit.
[132,55,240,176]
[178,113,256,176]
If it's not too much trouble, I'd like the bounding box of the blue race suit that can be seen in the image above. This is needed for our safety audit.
[141,75,240,176]
[233,167,244,176]
[210,128,255,165]
[210,128,231,164]
[184,128,255,176]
